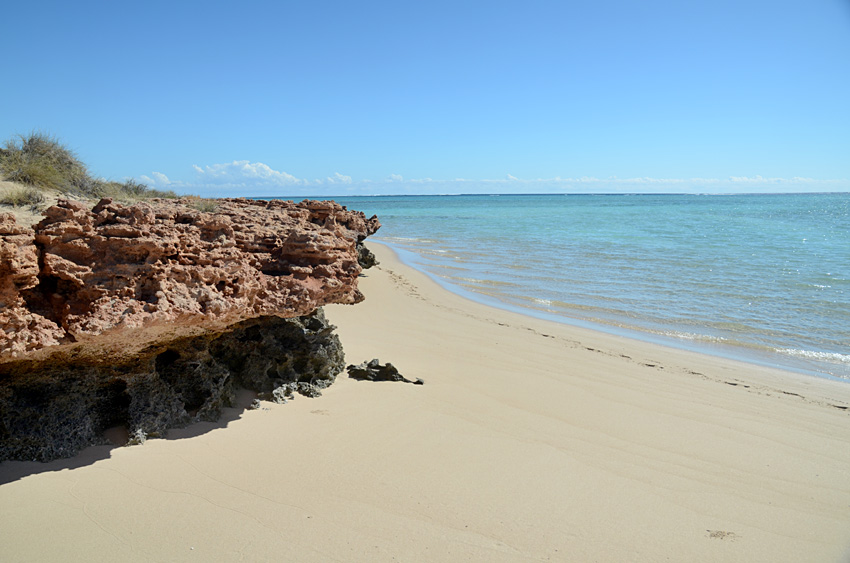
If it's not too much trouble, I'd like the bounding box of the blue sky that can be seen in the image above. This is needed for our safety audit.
[3,0,849,196]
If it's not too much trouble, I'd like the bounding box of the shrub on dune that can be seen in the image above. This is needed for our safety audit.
[0,132,89,192]
[0,132,179,202]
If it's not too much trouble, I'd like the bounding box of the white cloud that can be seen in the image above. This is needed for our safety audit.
[139,172,171,186]
[153,172,171,184]
[194,160,303,185]
[136,165,849,197]
[326,172,352,184]
[357,175,848,194]
[726,175,824,184]
[136,161,312,197]
[729,175,769,183]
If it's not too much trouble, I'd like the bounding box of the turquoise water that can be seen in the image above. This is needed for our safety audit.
[330,193,849,380]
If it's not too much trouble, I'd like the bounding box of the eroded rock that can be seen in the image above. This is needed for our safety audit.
[0,197,380,358]
[357,243,379,269]
[347,359,423,385]
[0,310,343,462]
[0,197,380,462]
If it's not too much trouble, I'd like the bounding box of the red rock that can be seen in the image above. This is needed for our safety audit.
[0,197,380,359]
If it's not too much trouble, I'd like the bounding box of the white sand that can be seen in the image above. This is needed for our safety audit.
[1,242,849,562]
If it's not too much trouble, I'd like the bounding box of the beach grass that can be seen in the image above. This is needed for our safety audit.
[0,132,178,202]
[0,184,46,209]
[183,194,220,212]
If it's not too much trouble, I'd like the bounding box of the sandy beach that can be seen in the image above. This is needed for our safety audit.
[1,241,849,562]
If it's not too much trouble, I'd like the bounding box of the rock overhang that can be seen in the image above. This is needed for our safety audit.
[0,196,380,360]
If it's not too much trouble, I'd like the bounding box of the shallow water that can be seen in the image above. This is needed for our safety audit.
[330,193,849,380]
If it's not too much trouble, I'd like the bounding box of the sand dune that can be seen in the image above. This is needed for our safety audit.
[1,242,848,562]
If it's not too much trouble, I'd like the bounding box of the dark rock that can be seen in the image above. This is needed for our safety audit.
[346,359,421,385]
[0,309,343,462]
[357,243,379,269]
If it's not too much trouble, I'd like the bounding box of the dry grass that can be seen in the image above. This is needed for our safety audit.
[0,185,46,209]
[85,180,178,202]
[183,195,220,212]
[0,132,88,192]
[0,132,179,202]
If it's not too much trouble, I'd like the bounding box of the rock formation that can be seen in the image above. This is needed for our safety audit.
[347,359,423,385]
[0,197,379,461]
[357,243,379,269]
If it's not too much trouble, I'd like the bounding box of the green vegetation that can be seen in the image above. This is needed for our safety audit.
[0,132,178,202]
[0,133,87,191]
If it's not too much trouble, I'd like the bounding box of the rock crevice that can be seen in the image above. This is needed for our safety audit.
[0,311,343,461]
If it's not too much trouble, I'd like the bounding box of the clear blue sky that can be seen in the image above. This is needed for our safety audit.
[3,0,849,196]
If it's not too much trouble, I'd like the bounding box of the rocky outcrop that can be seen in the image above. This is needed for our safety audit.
[0,310,343,462]
[0,213,63,354]
[0,197,379,358]
[0,197,380,461]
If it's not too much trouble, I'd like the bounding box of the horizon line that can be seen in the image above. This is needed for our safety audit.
[240,190,850,200]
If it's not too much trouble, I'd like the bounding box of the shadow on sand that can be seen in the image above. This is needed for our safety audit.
[0,389,259,486]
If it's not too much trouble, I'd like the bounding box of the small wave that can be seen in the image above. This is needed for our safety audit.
[775,348,850,365]
[449,276,521,288]
[429,263,466,272]
[655,330,729,343]
[382,236,442,245]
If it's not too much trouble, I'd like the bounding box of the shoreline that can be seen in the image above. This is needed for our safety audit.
[0,241,848,561]
[375,237,850,383]
[355,242,850,408]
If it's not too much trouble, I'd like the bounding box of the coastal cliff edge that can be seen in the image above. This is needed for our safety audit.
[0,197,379,461]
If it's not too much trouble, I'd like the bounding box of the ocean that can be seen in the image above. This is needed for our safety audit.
[329,193,849,381]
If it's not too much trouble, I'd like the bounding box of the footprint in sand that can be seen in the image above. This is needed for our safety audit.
[707,530,739,541]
